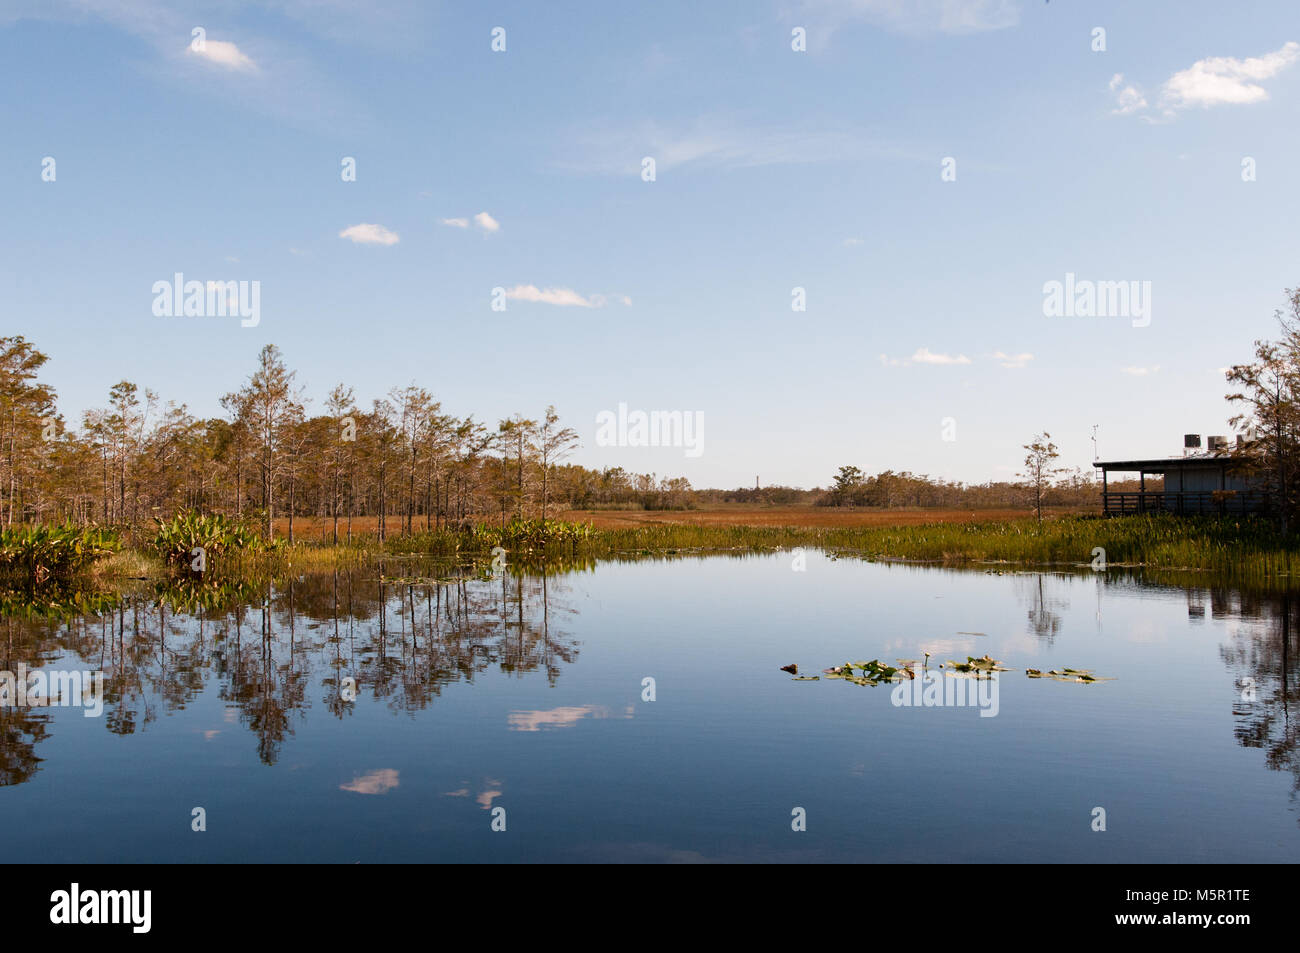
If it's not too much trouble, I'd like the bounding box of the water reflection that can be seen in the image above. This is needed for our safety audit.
[3,559,1300,851]
[1016,573,1067,642]
[1010,571,1300,822]
[1218,589,1300,809]
[0,563,579,778]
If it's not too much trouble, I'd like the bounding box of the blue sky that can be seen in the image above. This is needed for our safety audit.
[3,0,1299,488]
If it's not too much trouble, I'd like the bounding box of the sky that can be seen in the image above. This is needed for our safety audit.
[3,0,1299,489]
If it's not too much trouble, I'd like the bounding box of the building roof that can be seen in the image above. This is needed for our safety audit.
[1093,455,1240,471]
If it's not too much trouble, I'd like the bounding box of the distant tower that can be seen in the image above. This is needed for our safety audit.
[755,476,759,490]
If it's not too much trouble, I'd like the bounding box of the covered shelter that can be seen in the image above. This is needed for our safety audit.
[1094,454,1266,516]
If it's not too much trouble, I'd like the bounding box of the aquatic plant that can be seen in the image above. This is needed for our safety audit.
[0,524,121,585]
[1026,667,1113,683]
[942,655,1014,677]
[821,659,912,686]
[152,512,282,569]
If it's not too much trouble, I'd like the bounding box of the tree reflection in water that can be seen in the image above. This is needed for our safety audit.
[1216,588,1300,815]
[0,560,581,775]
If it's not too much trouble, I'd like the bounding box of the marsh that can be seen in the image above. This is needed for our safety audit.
[2,551,1297,863]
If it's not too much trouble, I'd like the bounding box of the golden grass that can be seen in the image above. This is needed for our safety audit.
[273,505,1090,538]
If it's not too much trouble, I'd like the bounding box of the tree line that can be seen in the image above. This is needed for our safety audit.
[0,338,691,540]
[10,287,1293,537]
[818,462,1117,510]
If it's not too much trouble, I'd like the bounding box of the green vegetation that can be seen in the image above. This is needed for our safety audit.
[822,659,911,685]
[387,513,1300,586]
[0,524,120,585]
[0,585,122,620]
[1026,668,1114,683]
[386,518,597,557]
[5,512,1300,589]
[942,655,1014,675]
[152,512,283,569]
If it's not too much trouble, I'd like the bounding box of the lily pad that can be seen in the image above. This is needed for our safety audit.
[1039,667,1115,684]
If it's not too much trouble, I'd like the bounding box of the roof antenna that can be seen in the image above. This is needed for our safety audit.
[1090,424,1099,462]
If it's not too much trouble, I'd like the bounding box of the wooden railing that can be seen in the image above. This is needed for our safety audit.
[1101,490,1268,516]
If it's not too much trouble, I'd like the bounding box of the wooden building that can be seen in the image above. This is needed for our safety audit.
[1094,450,1266,516]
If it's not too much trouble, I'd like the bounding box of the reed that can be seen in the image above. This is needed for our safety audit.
[382,514,1300,584]
[12,513,1300,589]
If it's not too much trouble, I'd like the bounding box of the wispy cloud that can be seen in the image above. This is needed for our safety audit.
[1111,42,1299,120]
[1121,364,1161,376]
[339,223,399,245]
[187,38,256,72]
[503,285,630,308]
[442,211,500,233]
[1108,74,1148,115]
[2,1,396,132]
[556,117,917,176]
[339,768,399,795]
[507,705,633,732]
[880,347,972,367]
[992,351,1033,368]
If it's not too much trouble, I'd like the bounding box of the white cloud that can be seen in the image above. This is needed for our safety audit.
[912,347,971,366]
[843,237,864,246]
[187,38,257,72]
[504,285,598,307]
[1108,74,1148,115]
[442,212,501,232]
[339,223,399,245]
[1111,42,1299,120]
[1121,365,1161,376]
[880,347,971,367]
[501,287,629,308]
[1162,41,1300,109]
[992,351,1033,368]
[339,769,399,795]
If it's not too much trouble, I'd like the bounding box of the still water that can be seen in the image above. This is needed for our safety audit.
[3,551,1297,862]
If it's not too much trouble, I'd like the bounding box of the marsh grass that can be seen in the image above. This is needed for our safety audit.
[9,513,1299,591]
[379,514,1300,585]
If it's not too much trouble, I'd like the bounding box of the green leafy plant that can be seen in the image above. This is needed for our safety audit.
[152,512,281,569]
[0,524,121,585]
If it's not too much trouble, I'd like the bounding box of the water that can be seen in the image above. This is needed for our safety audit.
[3,551,1297,862]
